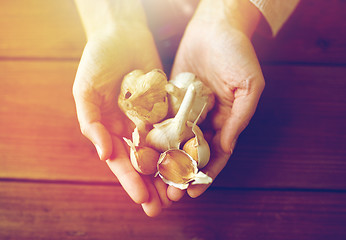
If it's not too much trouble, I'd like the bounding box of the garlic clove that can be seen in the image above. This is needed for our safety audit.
[165,72,196,117]
[183,137,199,164]
[145,83,196,152]
[189,80,215,124]
[184,122,210,169]
[156,149,212,190]
[183,102,210,168]
[166,72,215,124]
[118,69,168,134]
[123,137,159,175]
[158,150,196,184]
[132,146,160,175]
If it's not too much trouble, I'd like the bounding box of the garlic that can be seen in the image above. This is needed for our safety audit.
[166,72,215,124]
[118,69,168,134]
[123,132,159,175]
[183,103,210,169]
[183,123,210,169]
[145,83,196,152]
[156,149,212,190]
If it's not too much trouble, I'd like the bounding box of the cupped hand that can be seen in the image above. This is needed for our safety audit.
[169,0,265,200]
[72,24,171,217]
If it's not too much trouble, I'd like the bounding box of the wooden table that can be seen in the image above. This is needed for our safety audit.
[1,1,346,239]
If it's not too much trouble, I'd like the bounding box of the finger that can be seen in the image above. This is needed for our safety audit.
[220,88,263,154]
[167,186,186,202]
[187,132,231,198]
[106,136,149,204]
[153,177,172,208]
[73,90,113,160]
[134,29,163,73]
[169,37,191,80]
[141,176,163,217]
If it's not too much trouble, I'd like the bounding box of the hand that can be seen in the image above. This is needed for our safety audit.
[72,22,171,216]
[169,0,265,200]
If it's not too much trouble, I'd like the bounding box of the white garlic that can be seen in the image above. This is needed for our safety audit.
[123,128,159,175]
[118,69,168,135]
[156,149,212,190]
[183,121,210,169]
[181,102,210,168]
[166,72,215,124]
[145,83,196,152]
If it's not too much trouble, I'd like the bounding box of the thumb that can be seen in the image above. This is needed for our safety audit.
[73,88,113,161]
[220,90,262,154]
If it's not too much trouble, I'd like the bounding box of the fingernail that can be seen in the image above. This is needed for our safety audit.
[95,144,102,160]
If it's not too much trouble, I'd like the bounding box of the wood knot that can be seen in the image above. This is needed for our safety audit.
[316,38,330,51]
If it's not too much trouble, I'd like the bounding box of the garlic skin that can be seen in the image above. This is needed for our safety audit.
[156,149,213,190]
[183,121,210,169]
[118,69,168,134]
[166,72,215,124]
[145,83,196,152]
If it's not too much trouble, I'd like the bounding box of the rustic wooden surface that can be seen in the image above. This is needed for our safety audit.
[1,0,346,239]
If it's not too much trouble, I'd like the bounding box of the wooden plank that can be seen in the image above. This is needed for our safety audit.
[0,61,114,182]
[0,181,346,240]
[216,65,346,190]
[1,0,346,65]
[1,61,346,189]
[0,0,85,59]
[253,0,346,64]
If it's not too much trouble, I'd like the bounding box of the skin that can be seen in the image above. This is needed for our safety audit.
[73,0,265,216]
[73,0,171,217]
[169,0,265,200]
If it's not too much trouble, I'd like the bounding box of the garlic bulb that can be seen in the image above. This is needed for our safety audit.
[156,149,212,190]
[123,132,159,175]
[166,72,215,124]
[118,69,168,134]
[145,83,196,152]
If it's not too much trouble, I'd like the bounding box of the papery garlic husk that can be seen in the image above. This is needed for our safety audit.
[156,149,212,190]
[145,83,196,152]
[118,69,168,134]
[166,72,215,124]
[183,122,210,169]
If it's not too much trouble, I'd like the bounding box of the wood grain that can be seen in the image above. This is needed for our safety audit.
[216,65,346,190]
[1,61,345,190]
[1,181,346,240]
[1,0,346,239]
[0,0,85,59]
[1,0,346,65]
[253,0,346,64]
[0,61,114,182]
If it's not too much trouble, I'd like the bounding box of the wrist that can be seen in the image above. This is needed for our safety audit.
[74,0,149,39]
[193,0,261,38]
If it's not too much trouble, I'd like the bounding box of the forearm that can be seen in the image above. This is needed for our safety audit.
[193,0,262,38]
[249,0,300,36]
[74,0,148,38]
